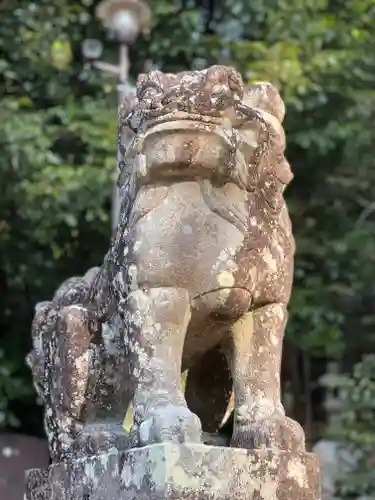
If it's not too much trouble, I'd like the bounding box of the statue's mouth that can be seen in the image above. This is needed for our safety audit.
[144,111,250,151]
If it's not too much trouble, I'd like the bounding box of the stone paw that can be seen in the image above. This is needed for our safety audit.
[231,412,305,452]
[73,422,129,458]
[131,404,203,447]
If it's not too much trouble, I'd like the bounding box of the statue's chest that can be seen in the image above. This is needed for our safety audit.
[124,182,246,293]
[129,180,249,233]
[120,181,292,295]
[127,181,287,250]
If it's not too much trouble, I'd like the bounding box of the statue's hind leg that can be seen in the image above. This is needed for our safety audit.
[125,287,202,447]
[229,303,305,452]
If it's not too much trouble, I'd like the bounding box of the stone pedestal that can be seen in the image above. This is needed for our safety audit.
[25,443,321,500]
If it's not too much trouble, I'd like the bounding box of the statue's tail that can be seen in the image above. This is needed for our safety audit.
[88,91,139,324]
[88,254,119,324]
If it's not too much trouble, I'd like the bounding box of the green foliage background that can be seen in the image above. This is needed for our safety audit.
[324,355,375,497]
[1,0,375,433]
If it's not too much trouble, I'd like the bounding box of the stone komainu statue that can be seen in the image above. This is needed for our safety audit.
[89,65,305,452]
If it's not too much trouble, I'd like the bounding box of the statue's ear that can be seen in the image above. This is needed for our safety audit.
[244,82,285,123]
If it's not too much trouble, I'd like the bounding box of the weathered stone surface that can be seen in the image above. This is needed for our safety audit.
[91,65,305,453]
[25,443,321,500]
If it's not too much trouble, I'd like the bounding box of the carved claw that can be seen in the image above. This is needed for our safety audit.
[131,405,203,447]
[231,411,305,453]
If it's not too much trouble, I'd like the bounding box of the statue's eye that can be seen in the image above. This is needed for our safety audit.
[126,110,140,133]
[125,111,136,132]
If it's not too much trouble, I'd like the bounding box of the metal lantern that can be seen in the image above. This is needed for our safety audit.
[96,0,151,44]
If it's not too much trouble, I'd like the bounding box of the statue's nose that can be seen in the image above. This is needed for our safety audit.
[208,82,238,110]
[211,83,230,97]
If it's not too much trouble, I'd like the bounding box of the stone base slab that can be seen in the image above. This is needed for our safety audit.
[25,443,321,500]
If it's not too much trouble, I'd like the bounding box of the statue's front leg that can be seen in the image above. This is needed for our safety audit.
[124,287,202,446]
[229,303,305,452]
